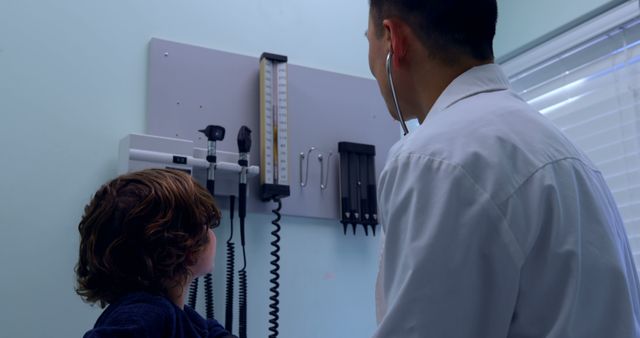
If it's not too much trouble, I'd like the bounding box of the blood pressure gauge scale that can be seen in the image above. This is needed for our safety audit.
[260,53,291,200]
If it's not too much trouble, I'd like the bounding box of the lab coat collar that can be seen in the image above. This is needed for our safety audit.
[426,63,511,120]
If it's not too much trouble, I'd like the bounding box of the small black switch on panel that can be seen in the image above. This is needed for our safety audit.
[173,156,188,165]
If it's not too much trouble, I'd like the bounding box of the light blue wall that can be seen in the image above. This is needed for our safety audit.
[495,0,625,59]
[3,0,628,336]
[209,213,379,338]
[0,1,377,337]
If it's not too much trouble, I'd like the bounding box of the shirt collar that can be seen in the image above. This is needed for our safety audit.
[426,63,511,120]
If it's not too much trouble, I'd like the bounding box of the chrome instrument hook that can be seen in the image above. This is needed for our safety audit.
[299,147,316,187]
[318,151,333,190]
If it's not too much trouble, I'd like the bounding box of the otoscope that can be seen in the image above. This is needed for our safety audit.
[237,126,252,338]
[200,125,226,196]
[190,125,225,319]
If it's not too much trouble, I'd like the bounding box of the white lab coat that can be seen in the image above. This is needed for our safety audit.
[374,64,640,338]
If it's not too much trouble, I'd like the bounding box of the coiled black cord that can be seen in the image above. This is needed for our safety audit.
[225,196,236,333]
[204,273,214,319]
[188,278,198,309]
[238,243,248,338]
[268,199,282,338]
[238,177,248,338]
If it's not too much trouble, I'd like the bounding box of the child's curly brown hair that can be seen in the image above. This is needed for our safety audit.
[75,168,220,308]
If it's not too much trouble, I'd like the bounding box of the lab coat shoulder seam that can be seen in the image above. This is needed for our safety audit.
[390,152,526,264]
[498,156,599,205]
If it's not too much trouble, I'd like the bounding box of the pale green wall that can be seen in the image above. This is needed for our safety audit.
[495,0,627,59]
[0,1,376,337]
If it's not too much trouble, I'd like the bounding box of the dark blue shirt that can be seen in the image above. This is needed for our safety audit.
[84,292,235,338]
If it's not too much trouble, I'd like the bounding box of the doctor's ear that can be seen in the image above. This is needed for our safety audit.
[382,19,410,62]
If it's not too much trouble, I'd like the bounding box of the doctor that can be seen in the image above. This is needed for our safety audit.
[367,0,640,337]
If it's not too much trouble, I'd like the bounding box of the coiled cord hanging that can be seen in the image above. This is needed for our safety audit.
[268,199,282,338]
[188,278,198,309]
[237,173,248,338]
[225,196,236,333]
[204,273,214,319]
[238,243,248,338]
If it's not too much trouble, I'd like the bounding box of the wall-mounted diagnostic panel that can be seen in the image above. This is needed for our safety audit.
[146,38,399,220]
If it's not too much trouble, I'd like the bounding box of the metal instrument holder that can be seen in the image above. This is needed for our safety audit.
[338,142,378,236]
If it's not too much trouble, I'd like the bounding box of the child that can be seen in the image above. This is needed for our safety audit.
[75,168,236,338]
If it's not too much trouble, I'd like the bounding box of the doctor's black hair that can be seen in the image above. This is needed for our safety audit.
[369,0,498,63]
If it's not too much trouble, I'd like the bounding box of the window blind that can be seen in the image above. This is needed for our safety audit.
[507,16,640,269]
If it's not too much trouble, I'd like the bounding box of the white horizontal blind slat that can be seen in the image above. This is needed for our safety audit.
[507,18,640,254]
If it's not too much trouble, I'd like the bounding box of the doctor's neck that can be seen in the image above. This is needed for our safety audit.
[408,49,493,123]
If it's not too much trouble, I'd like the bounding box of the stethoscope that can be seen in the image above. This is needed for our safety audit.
[386,51,410,136]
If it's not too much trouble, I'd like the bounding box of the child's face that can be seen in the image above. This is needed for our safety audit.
[191,229,217,277]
